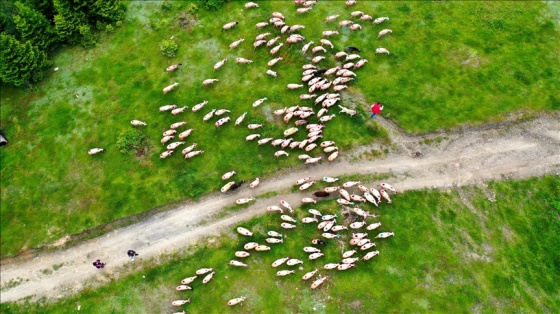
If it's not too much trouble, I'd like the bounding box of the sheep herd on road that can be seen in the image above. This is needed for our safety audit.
[172,176,398,310]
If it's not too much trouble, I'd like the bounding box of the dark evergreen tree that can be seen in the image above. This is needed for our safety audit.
[0,33,52,86]
[53,0,87,45]
[13,1,58,51]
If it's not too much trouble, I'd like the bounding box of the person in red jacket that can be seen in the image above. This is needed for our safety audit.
[370,102,384,118]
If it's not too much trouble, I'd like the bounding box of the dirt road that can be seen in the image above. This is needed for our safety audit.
[1,113,558,303]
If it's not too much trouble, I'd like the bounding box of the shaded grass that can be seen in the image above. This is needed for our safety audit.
[3,176,559,313]
[1,1,558,257]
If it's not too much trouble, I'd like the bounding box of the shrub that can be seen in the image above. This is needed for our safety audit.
[198,0,228,11]
[187,3,199,15]
[161,1,175,11]
[105,24,114,34]
[116,129,146,154]
[160,39,178,58]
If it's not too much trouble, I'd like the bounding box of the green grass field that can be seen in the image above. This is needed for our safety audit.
[3,176,558,313]
[1,1,558,257]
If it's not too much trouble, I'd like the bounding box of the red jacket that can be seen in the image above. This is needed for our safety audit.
[371,103,382,114]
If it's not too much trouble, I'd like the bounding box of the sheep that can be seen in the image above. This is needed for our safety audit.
[346,54,361,61]
[256,22,269,28]
[172,299,191,306]
[350,23,362,31]
[324,263,340,270]
[268,57,283,67]
[246,134,261,141]
[361,14,373,21]
[380,189,392,203]
[281,25,290,34]
[244,242,259,250]
[373,16,390,24]
[203,79,219,86]
[360,243,376,251]
[253,40,266,49]
[235,57,253,64]
[258,137,273,145]
[325,14,340,22]
[184,150,204,159]
[266,36,281,47]
[325,67,338,75]
[320,39,334,49]
[305,143,317,152]
[162,83,179,95]
[221,181,235,193]
[337,263,356,271]
[380,183,398,194]
[351,11,364,17]
[297,7,312,14]
[287,84,304,90]
[286,34,305,44]
[345,0,356,6]
[229,38,245,50]
[303,0,317,7]
[167,142,185,150]
[236,197,256,205]
[88,148,105,155]
[275,150,289,157]
[163,129,177,137]
[355,59,368,68]
[244,2,258,8]
[213,58,227,71]
[350,221,366,229]
[302,198,316,204]
[215,117,231,127]
[312,56,326,63]
[376,232,395,239]
[176,285,192,291]
[287,259,304,266]
[252,97,268,107]
[160,150,174,159]
[338,105,357,117]
[202,271,215,284]
[375,47,391,55]
[131,120,147,126]
[192,100,208,112]
[302,64,317,70]
[221,171,236,180]
[338,20,353,27]
[272,257,290,268]
[299,180,316,190]
[378,29,393,38]
[267,70,279,78]
[255,32,271,41]
[322,30,339,37]
[284,127,299,137]
[270,43,284,55]
[266,237,284,245]
[310,276,329,290]
[300,94,317,100]
[331,225,347,232]
[222,21,239,31]
[255,244,271,251]
[276,270,296,277]
[161,136,174,145]
[281,215,297,223]
[228,296,247,306]
[171,106,188,116]
[237,227,253,236]
[301,41,314,54]
[302,269,319,281]
[166,63,182,72]
[160,104,177,112]
[248,124,263,130]
[249,177,260,188]
[370,188,382,203]
[196,268,214,275]
[181,143,197,155]
[362,251,380,260]
[181,276,197,285]
[304,246,321,253]
[290,24,305,32]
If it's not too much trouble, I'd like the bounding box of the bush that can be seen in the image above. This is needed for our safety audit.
[198,0,228,11]
[161,1,175,11]
[159,39,178,58]
[105,24,114,34]
[187,3,199,15]
[116,129,146,154]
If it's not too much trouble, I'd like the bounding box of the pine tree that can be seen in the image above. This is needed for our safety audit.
[91,0,125,24]
[53,0,87,45]
[13,1,57,51]
[0,33,52,86]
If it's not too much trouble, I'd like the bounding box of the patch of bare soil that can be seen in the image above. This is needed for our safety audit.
[1,111,558,303]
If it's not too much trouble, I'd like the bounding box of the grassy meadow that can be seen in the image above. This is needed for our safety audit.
[1,1,559,257]
[3,176,559,313]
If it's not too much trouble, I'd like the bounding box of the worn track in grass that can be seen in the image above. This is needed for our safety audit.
[1,113,559,303]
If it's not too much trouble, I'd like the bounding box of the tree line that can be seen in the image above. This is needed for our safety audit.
[0,0,126,87]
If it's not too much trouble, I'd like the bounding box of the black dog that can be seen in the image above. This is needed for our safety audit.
[230,180,245,191]
[313,191,330,198]
[345,46,361,53]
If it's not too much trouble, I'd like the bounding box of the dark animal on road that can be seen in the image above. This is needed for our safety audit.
[313,191,330,197]
[230,180,245,191]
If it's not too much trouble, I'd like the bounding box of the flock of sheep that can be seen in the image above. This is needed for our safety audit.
[171,176,398,310]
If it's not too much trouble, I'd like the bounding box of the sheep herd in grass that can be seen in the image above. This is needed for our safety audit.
[89,0,395,168]
[172,176,398,310]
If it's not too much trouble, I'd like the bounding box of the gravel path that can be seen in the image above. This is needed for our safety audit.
[1,113,558,303]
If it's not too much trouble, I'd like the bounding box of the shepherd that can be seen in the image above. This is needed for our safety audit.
[370,102,384,118]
